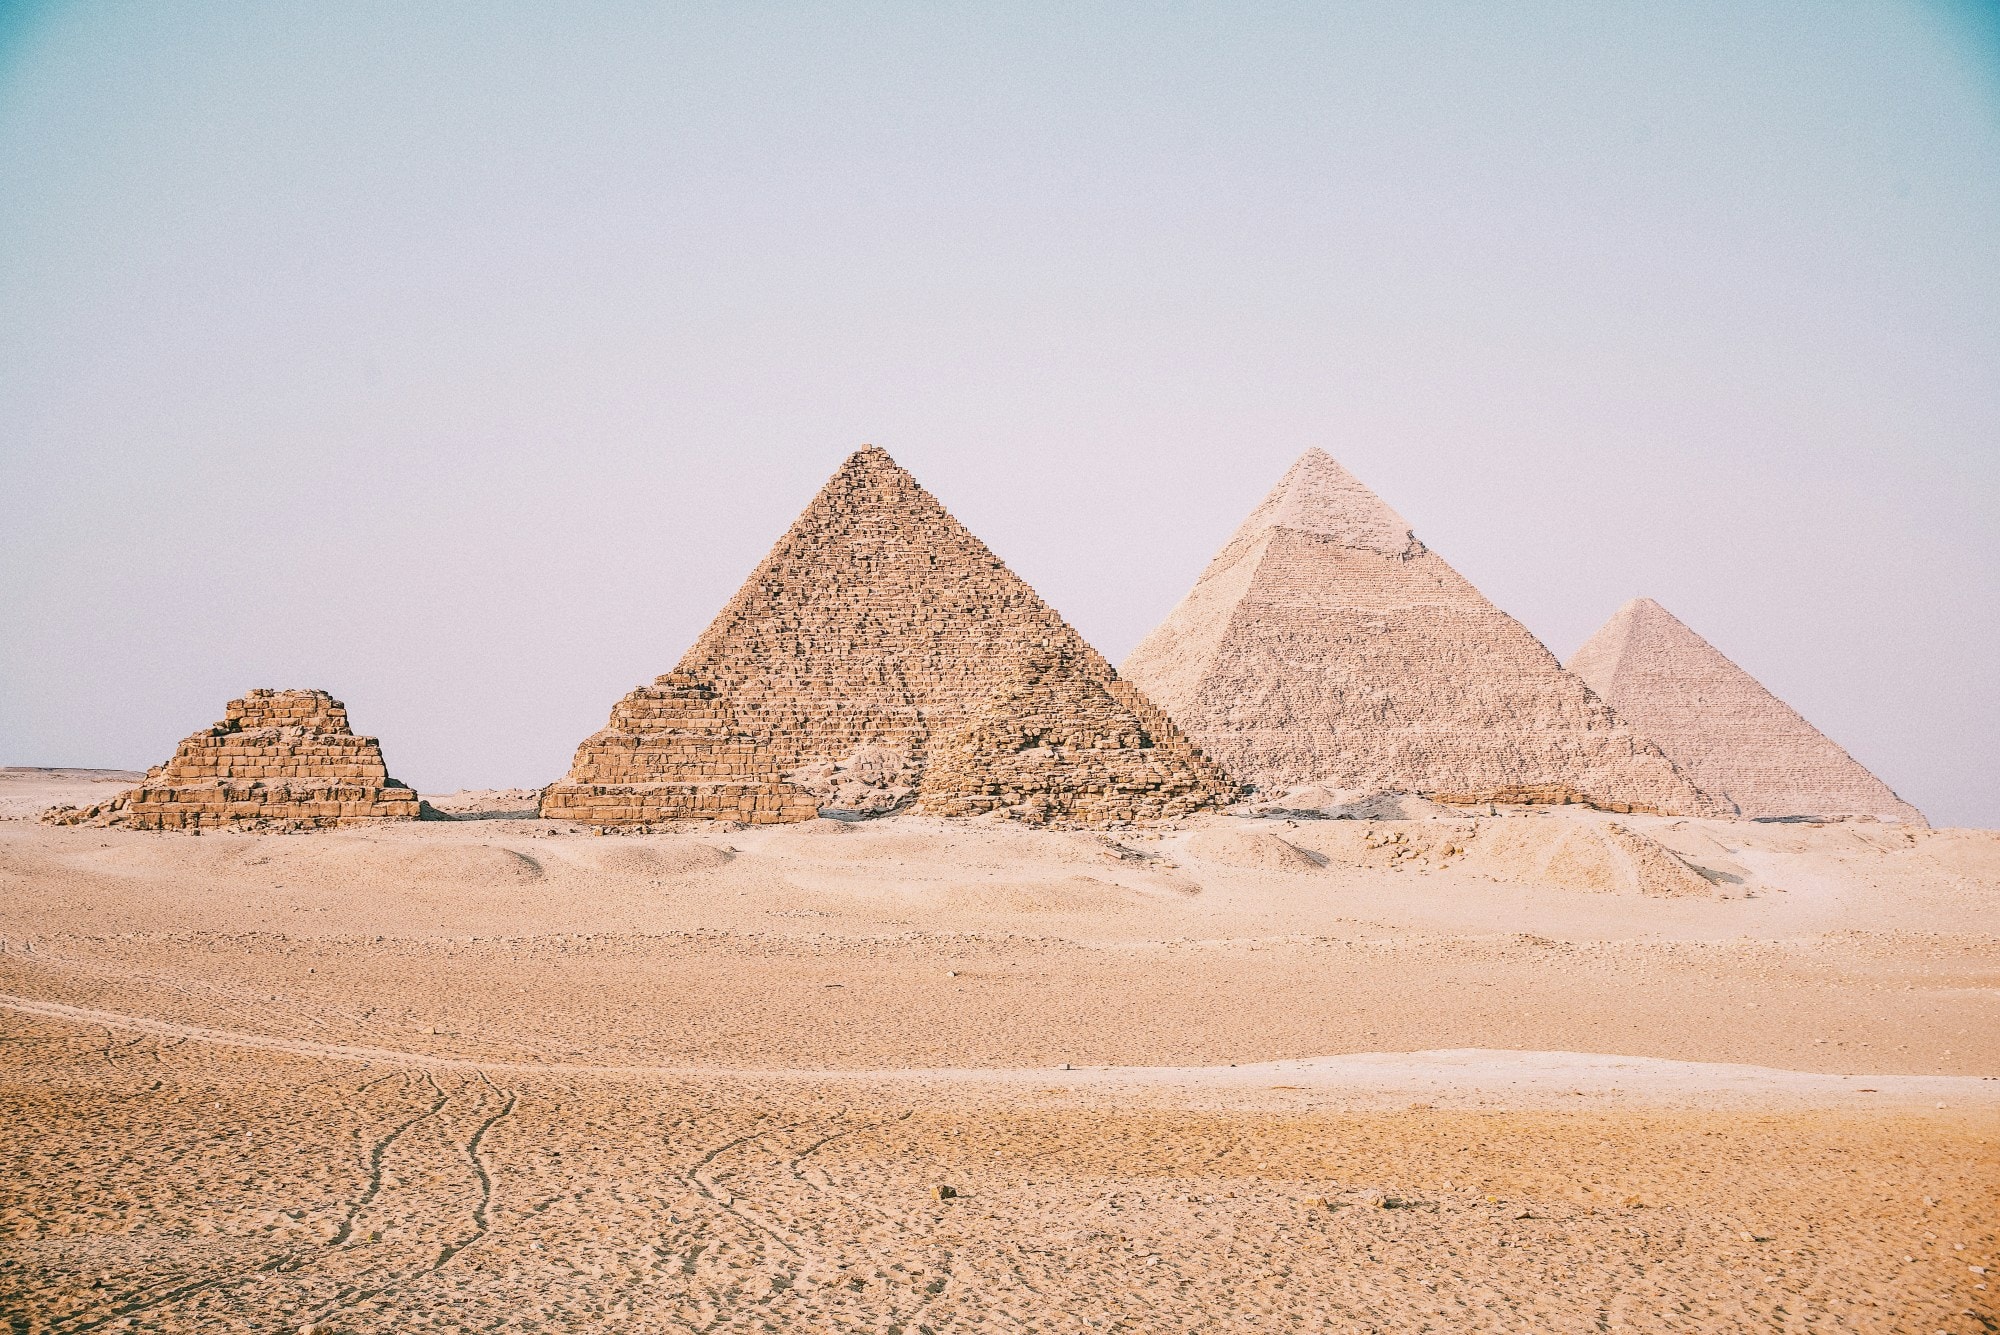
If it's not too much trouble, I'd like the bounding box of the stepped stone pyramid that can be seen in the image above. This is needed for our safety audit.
[1121,450,1727,815]
[45,689,421,830]
[542,446,1236,826]
[1568,598,1925,825]
[918,644,1227,823]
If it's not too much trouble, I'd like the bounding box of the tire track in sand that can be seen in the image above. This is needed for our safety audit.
[49,1071,449,1333]
[329,1071,449,1247]
[433,1073,517,1269]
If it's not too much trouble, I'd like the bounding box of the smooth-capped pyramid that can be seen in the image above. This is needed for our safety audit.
[1567,598,1925,824]
[1121,450,1727,815]
[542,446,1236,826]
[44,689,421,830]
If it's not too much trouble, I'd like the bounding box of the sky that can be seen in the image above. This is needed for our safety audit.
[2,2,1996,826]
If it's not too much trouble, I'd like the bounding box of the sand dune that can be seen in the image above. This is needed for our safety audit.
[0,767,142,820]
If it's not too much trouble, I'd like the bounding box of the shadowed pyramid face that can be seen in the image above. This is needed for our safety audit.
[545,446,1236,826]
[1567,598,1924,824]
[1121,451,1726,816]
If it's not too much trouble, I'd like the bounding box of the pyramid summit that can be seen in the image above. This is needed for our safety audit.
[1567,598,1925,825]
[542,446,1236,826]
[1121,451,1726,815]
[1237,448,1422,557]
[45,689,421,830]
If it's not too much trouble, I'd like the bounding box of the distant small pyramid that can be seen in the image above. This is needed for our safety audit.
[543,446,1236,826]
[1568,598,1925,824]
[1122,450,1726,815]
[45,689,421,830]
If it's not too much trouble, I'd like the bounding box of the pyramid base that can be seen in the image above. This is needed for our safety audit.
[539,781,819,826]
[917,785,1218,826]
[1423,784,1670,815]
[45,780,421,831]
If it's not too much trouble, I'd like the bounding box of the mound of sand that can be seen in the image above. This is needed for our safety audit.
[582,842,736,878]
[1266,814,1719,897]
[0,769,143,821]
[1455,818,1719,898]
[1185,828,1328,872]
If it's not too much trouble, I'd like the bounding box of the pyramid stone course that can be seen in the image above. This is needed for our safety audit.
[543,446,1236,827]
[918,644,1227,824]
[538,671,820,825]
[1122,449,1729,817]
[45,689,421,830]
[1567,597,1925,825]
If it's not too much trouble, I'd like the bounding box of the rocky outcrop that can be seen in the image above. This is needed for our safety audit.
[544,446,1237,827]
[1567,598,1925,825]
[43,689,421,831]
[1122,450,1727,816]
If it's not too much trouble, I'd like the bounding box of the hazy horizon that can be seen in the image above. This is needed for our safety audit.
[3,3,1996,825]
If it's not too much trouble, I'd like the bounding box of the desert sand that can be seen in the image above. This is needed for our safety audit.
[3,770,1996,1331]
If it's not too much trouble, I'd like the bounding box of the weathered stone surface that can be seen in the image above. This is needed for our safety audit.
[1122,450,1726,816]
[1567,597,1925,825]
[537,671,819,827]
[787,745,918,818]
[543,446,1236,826]
[43,689,420,831]
[918,645,1225,825]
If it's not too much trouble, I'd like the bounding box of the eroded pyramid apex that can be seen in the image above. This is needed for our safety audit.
[845,442,896,466]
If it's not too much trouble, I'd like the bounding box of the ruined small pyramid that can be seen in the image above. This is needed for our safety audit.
[1568,598,1925,824]
[542,446,1235,826]
[1121,450,1727,815]
[45,689,421,830]
[918,644,1225,823]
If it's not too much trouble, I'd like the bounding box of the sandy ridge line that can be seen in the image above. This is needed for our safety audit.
[5,994,1996,1107]
[0,995,718,1077]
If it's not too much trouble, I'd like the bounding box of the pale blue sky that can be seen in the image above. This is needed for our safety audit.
[3,2,1996,825]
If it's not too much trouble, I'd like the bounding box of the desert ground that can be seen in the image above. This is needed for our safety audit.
[2,767,1996,1332]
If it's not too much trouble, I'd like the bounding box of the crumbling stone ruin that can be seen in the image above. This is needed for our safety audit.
[543,446,1237,826]
[1121,449,1728,817]
[44,689,421,830]
[1568,597,1925,824]
[538,672,821,825]
[918,644,1229,824]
